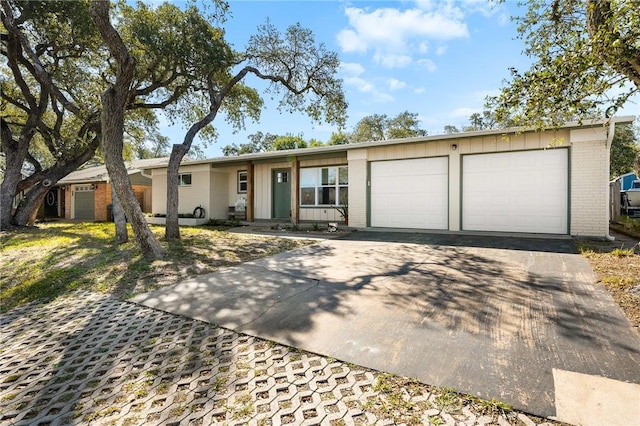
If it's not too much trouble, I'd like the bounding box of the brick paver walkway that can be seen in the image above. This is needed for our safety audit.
[0,291,560,425]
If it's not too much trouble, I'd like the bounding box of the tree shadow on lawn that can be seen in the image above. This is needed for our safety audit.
[0,222,306,314]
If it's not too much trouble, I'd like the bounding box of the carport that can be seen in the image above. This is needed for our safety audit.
[132,232,640,424]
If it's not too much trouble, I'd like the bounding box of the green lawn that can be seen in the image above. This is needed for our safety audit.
[0,222,311,313]
[611,215,640,239]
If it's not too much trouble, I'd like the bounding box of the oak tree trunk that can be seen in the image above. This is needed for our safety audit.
[14,184,48,226]
[101,91,164,259]
[110,183,128,244]
[165,144,189,240]
[165,99,220,240]
[91,0,164,259]
[26,191,46,225]
[12,135,101,226]
[0,119,33,230]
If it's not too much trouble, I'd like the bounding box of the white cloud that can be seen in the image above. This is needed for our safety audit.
[436,46,447,56]
[336,29,369,53]
[374,53,413,68]
[344,76,373,92]
[472,89,500,102]
[446,90,499,122]
[497,12,510,26]
[450,107,481,118]
[414,87,426,94]
[414,0,434,11]
[336,3,468,68]
[458,0,502,18]
[339,62,365,76]
[339,5,468,48]
[418,58,437,72]
[388,78,407,90]
[344,76,394,102]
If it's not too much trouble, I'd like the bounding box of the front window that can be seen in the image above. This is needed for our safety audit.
[238,171,247,193]
[179,173,192,186]
[300,166,348,206]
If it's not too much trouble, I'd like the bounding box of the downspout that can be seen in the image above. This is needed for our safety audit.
[605,121,615,241]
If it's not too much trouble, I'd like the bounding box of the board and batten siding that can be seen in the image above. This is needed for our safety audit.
[209,170,229,220]
[366,140,450,162]
[253,161,290,219]
[347,149,368,228]
[299,156,347,168]
[455,130,571,155]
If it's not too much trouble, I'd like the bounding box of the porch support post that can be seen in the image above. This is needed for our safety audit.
[291,156,300,224]
[247,161,254,222]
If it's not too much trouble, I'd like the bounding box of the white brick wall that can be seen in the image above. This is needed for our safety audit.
[570,139,609,237]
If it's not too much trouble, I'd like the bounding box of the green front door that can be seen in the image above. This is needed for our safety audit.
[272,168,291,219]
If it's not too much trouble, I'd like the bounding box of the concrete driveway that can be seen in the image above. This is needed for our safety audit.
[132,232,640,424]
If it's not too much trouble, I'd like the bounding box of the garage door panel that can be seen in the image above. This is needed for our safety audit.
[462,149,568,234]
[75,191,95,219]
[371,157,448,230]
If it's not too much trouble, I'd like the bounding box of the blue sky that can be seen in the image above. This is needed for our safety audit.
[158,0,638,158]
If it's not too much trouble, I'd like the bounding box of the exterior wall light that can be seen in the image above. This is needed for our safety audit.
[451,144,458,150]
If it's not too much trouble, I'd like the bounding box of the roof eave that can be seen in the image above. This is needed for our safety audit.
[140,115,636,170]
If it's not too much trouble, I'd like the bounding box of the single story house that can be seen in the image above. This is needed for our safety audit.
[54,157,167,221]
[144,117,635,238]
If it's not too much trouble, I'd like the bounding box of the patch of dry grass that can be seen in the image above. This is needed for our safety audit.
[577,235,640,334]
[0,222,312,313]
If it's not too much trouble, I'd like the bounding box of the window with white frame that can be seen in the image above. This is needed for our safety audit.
[179,173,192,186]
[300,166,348,206]
[238,171,247,193]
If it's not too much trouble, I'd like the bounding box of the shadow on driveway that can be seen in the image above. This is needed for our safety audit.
[132,231,640,419]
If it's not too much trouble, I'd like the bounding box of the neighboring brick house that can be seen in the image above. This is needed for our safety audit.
[143,117,635,239]
[53,158,167,221]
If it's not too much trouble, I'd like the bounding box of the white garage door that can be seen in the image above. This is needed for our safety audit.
[371,157,448,229]
[462,149,568,234]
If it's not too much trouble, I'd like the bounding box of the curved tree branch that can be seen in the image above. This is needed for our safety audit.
[587,0,640,89]
[1,1,82,115]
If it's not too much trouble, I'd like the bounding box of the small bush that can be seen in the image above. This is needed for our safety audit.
[610,247,635,257]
